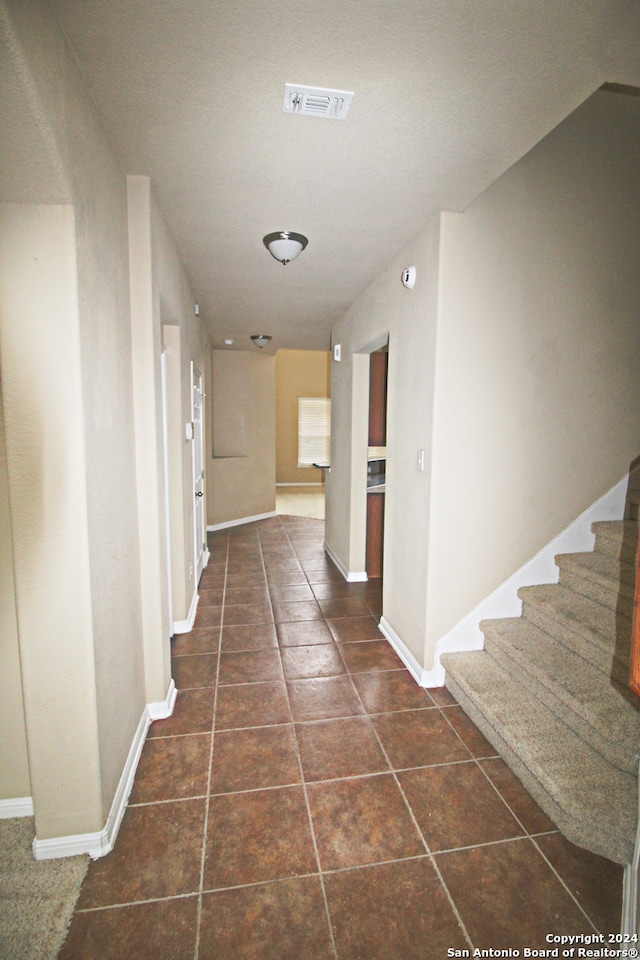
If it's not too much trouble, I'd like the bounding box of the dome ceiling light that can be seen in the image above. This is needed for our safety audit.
[250,334,272,349]
[263,231,308,265]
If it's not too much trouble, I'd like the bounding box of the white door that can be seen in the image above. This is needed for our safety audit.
[191,362,208,582]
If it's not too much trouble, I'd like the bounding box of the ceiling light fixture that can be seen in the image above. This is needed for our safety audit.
[263,231,308,265]
[250,334,272,349]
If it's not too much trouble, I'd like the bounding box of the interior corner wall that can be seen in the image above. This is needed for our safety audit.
[326,217,441,665]
[0,202,104,837]
[424,89,640,659]
[0,373,31,801]
[151,194,212,617]
[208,351,276,526]
[1,0,147,837]
[275,349,331,484]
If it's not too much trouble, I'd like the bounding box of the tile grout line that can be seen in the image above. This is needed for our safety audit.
[331,635,477,951]
[193,529,229,960]
[260,517,340,960]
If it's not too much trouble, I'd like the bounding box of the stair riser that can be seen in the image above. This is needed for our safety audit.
[483,638,638,774]
[593,535,638,564]
[557,567,634,612]
[521,600,617,668]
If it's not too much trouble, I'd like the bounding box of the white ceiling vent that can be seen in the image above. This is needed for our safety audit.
[283,84,354,120]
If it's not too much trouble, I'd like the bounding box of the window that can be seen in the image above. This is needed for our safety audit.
[298,397,331,468]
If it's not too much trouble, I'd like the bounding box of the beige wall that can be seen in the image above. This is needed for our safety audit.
[208,351,276,526]
[0,375,31,802]
[425,89,640,655]
[275,349,331,484]
[327,88,640,673]
[0,0,210,846]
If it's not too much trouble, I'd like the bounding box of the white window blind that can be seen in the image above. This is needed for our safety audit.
[298,397,331,468]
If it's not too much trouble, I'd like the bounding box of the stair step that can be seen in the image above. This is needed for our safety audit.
[556,551,635,611]
[481,617,640,774]
[442,649,637,865]
[519,582,631,678]
[592,520,639,564]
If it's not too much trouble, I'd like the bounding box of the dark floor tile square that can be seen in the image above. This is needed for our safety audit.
[198,587,224,606]
[148,688,214,738]
[224,585,269,606]
[171,628,219,656]
[199,877,334,960]
[339,639,404,673]
[307,774,424,870]
[318,597,370,619]
[218,647,283,684]
[535,833,623,934]
[326,615,384,643]
[479,758,557,835]
[268,582,315,603]
[222,602,273,626]
[399,763,524,851]
[296,717,389,781]
[264,560,306,583]
[276,620,335,646]
[130,734,210,803]
[215,680,291,729]
[428,685,457,706]
[171,653,218,690]
[220,623,278,651]
[310,580,363,599]
[225,571,267,589]
[272,599,323,623]
[210,724,300,793]
[441,705,497,757]
[193,605,222,629]
[77,800,205,908]
[281,643,346,679]
[436,838,591,948]
[204,786,317,888]
[287,676,365,721]
[372,708,472,769]
[324,858,469,960]
[59,896,199,960]
[353,669,434,713]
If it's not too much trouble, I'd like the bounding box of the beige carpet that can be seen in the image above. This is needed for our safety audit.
[0,818,88,960]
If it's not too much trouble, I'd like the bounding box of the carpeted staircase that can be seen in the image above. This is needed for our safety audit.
[442,500,640,867]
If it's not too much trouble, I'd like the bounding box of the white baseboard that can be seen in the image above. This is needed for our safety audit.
[32,680,177,861]
[621,766,640,935]
[207,511,277,532]
[0,796,34,819]
[276,482,324,487]
[434,474,629,680]
[173,588,198,635]
[323,540,367,582]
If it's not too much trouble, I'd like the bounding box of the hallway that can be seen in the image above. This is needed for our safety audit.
[59,515,622,959]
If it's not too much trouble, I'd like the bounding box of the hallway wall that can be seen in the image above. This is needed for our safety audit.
[327,87,640,677]
[0,0,210,849]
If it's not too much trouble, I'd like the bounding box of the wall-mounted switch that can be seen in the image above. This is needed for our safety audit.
[333,343,342,362]
[417,449,425,471]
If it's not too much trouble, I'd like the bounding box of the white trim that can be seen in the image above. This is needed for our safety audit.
[32,681,177,861]
[173,588,198,635]
[276,482,325,487]
[148,678,177,721]
[207,511,277,532]
[0,796,34,819]
[433,475,629,681]
[379,617,426,685]
[323,540,367,582]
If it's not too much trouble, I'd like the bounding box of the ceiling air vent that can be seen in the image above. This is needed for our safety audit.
[283,83,354,120]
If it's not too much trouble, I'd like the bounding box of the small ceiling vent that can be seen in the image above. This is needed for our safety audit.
[283,83,354,120]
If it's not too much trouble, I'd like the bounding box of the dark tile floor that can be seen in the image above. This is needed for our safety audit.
[59,515,623,959]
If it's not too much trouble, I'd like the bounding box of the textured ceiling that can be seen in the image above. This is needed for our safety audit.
[46,0,640,351]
